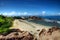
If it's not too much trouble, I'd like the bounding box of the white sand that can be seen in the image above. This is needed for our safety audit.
[10,19,52,40]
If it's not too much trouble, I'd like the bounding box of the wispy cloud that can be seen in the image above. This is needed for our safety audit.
[42,11,46,16]
[23,12,27,15]
[2,11,16,16]
[3,12,8,16]
[1,11,28,16]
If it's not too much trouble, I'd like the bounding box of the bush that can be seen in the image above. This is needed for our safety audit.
[0,15,13,34]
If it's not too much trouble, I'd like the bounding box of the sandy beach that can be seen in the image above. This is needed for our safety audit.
[10,19,51,33]
[10,19,54,40]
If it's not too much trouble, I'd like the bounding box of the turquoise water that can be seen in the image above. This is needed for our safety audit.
[27,20,60,27]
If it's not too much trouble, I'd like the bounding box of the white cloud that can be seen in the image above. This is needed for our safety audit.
[42,11,46,16]
[9,11,16,15]
[3,12,8,15]
[2,11,16,16]
[2,11,28,16]
[23,12,27,15]
[17,12,21,15]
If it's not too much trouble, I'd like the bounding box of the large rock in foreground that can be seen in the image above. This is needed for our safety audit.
[39,27,60,40]
[0,29,34,40]
[0,27,60,40]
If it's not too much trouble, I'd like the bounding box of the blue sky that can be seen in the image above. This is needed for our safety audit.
[0,0,60,16]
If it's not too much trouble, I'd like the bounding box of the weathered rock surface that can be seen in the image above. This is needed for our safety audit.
[39,27,60,40]
[0,27,60,40]
[0,29,34,40]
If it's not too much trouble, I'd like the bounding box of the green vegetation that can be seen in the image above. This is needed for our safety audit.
[0,15,13,34]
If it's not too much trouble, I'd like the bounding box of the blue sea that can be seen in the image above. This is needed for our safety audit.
[27,15,60,27]
[39,16,60,21]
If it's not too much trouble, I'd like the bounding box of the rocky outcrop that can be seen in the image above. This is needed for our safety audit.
[29,16,43,20]
[0,27,60,40]
[0,29,34,40]
[39,27,60,40]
